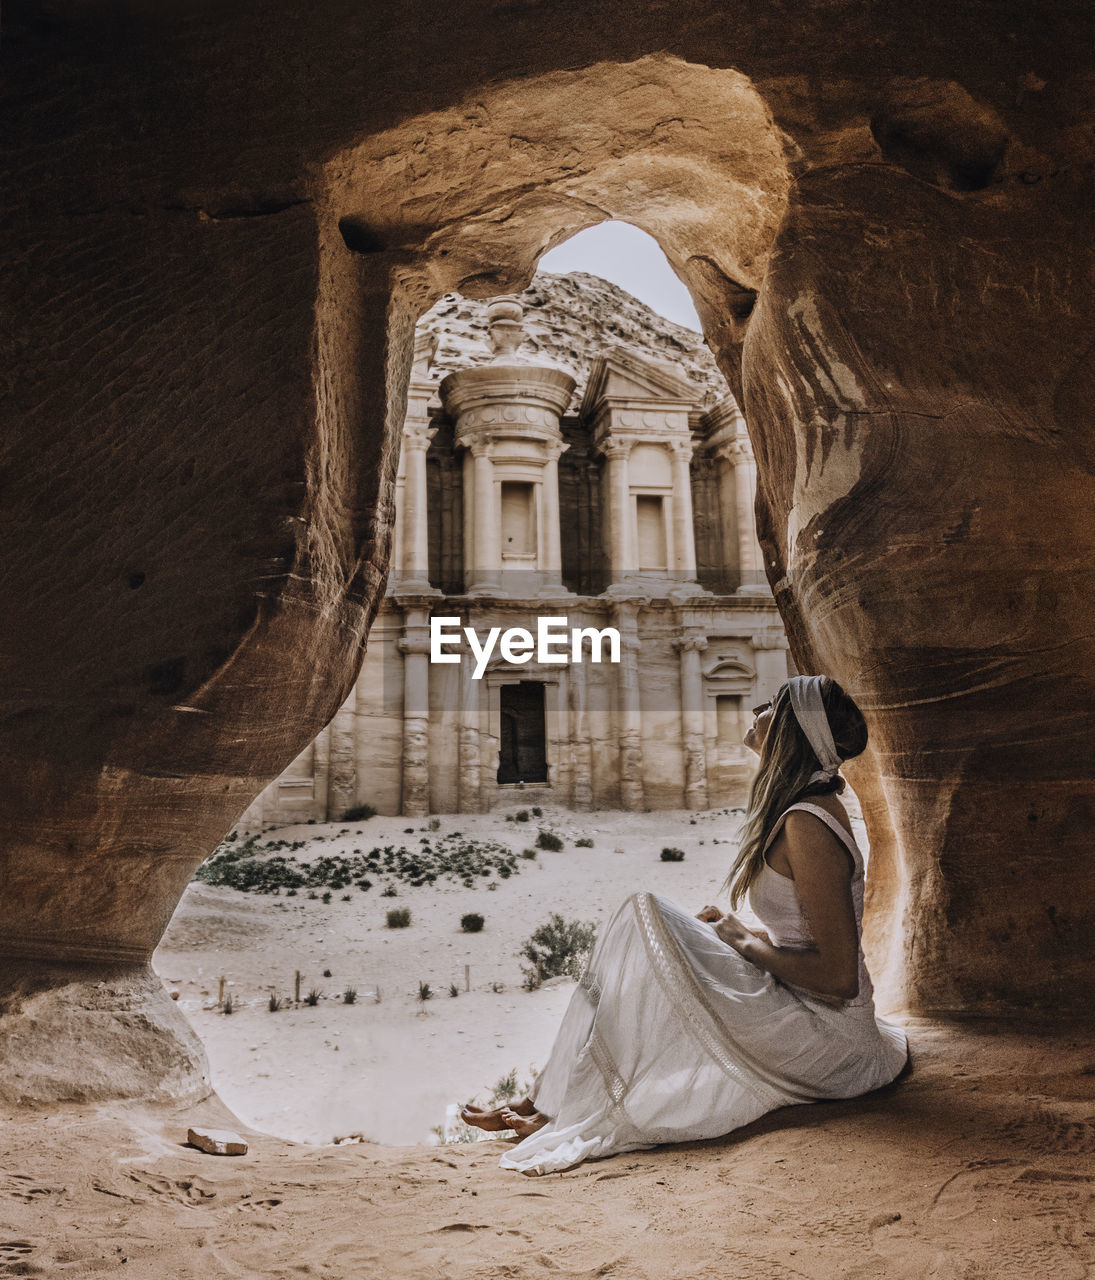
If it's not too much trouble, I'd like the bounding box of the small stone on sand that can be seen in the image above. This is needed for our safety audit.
[187,1127,248,1156]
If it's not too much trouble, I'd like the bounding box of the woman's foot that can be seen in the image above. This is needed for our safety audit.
[499,1107,548,1138]
[460,1097,536,1131]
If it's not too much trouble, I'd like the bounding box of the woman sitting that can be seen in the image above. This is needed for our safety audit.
[462,675,908,1175]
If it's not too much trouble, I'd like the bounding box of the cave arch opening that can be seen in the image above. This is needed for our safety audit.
[150,54,912,1143]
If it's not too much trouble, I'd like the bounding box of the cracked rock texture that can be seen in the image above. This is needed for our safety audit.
[1,0,1093,1098]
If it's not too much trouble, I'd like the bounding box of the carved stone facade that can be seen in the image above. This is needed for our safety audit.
[244,297,788,824]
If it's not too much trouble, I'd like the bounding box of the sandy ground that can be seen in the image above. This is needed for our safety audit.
[1,1022,1093,1278]
[152,805,770,1146]
[3,804,1094,1277]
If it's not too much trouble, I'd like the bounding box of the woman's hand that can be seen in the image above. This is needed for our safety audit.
[695,904,723,923]
[713,911,753,952]
[714,913,773,953]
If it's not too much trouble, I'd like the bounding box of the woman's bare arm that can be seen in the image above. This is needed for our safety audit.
[714,812,860,1000]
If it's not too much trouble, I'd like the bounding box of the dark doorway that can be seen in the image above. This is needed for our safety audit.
[497,682,548,784]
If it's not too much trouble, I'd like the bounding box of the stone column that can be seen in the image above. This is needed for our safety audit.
[397,607,432,816]
[468,440,501,593]
[603,440,633,585]
[400,423,435,590]
[547,676,571,799]
[614,601,645,810]
[540,438,567,593]
[669,439,698,580]
[312,723,331,822]
[457,657,481,813]
[709,447,741,589]
[569,655,594,811]
[326,684,358,820]
[390,467,404,589]
[732,438,765,588]
[674,630,709,809]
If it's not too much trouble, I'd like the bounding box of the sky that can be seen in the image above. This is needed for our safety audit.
[538,221,702,332]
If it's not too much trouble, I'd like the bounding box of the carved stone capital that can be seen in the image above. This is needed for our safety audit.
[673,632,709,655]
[711,437,753,464]
[601,438,634,462]
[403,421,437,451]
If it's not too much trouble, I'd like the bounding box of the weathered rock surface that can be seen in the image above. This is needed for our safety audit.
[420,272,727,410]
[2,0,1093,1098]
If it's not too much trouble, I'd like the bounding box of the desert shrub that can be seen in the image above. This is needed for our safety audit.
[490,1069,518,1103]
[418,981,433,1002]
[520,913,597,990]
[342,986,357,1005]
[515,810,529,823]
[461,913,485,933]
[195,830,522,896]
[531,807,542,817]
[387,907,411,928]
[660,847,686,862]
[221,994,234,1015]
[304,988,322,1006]
[535,830,564,852]
[267,993,283,1012]
[449,983,460,998]
[343,804,376,822]
[520,848,537,860]
[428,817,441,831]
[322,968,332,978]
[321,891,332,904]
[575,837,593,848]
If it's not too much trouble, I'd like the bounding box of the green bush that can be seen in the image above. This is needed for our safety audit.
[387,907,412,928]
[515,810,530,823]
[461,913,485,933]
[575,837,593,848]
[343,804,377,822]
[535,830,564,852]
[660,847,686,862]
[195,830,523,895]
[520,848,537,860]
[520,913,597,990]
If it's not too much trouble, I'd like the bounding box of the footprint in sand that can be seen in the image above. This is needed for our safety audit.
[0,1175,56,1204]
[125,1169,218,1206]
[234,1196,283,1213]
[0,1240,38,1274]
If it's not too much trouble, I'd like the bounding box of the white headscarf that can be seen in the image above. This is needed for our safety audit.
[786,675,842,784]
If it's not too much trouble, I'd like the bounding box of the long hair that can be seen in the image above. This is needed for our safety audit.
[724,677,868,909]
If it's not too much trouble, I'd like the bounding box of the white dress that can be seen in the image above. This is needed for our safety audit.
[499,802,908,1175]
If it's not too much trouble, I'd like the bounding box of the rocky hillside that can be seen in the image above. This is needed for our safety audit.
[417,271,729,410]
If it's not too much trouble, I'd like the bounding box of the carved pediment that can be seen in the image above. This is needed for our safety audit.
[581,346,699,419]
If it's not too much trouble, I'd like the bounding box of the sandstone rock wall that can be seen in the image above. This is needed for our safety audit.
[3,0,1093,1098]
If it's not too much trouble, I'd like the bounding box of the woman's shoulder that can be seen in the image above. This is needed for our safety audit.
[784,793,852,829]
[780,799,858,862]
